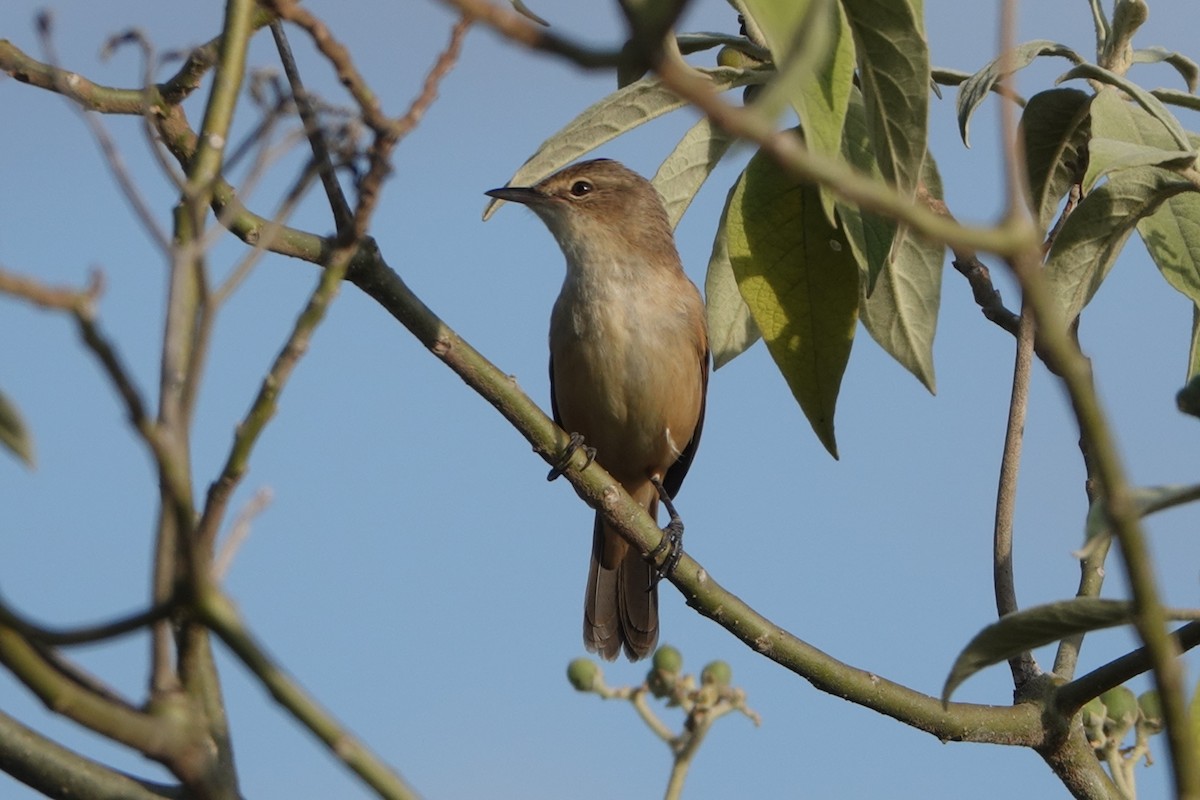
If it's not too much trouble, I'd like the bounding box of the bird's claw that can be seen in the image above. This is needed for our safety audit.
[546,432,596,482]
[648,476,685,587]
[648,517,684,588]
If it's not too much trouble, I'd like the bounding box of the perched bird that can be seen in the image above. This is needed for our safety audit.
[486,159,709,661]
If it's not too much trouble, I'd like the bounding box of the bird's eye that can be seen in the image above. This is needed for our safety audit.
[569,180,594,197]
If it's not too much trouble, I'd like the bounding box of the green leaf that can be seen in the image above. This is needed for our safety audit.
[1189,306,1200,385]
[1077,483,1200,559]
[744,0,856,222]
[858,156,944,393]
[1084,88,1197,192]
[0,388,34,468]
[652,116,736,230]
[840,0,929,200]
[1138,189,1200,311]
[1058,62,1191,151]
[956,40,1081,147]
[1085,139,1197,193]
[1153,88,1200,114]
[943,599,1200,704]
[1044,167,1193,321]
[481,67,766,219]
[1020,88,1091,233]
[727,145,859,457]
[706,183,762,369]
[1132,46,1199,93]
[1081,88,1200,346]
[837,88,895,290]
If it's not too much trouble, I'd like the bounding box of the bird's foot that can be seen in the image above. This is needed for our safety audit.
[648,476,685,586]
[546,432,596,482]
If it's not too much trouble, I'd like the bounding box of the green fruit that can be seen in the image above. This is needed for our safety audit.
[567,658,600,692]
[716,46,751,69]
[1099,686,1138,735]
[1081,696,1107,729]
[653,645,683,674]
[1138,690,1164,733]
[701,660,732,687]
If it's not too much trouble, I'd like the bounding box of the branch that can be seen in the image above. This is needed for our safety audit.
[199,590,419,800]
[0,625,198,771]
[0,709,180,800]
[1,5,1047,754]
[1010,247,1200,795]
[994,307,1037,687]
[0,598,170,648]
[441,0,1041,259]
[1057,622,1200,716]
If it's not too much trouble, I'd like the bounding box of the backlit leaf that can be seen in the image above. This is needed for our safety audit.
[957,40,1081,147]
[859,156,944,393]
[726,145,859,457]
[706,184,762,369]
[482,67,765,219]
[841,0,929,199]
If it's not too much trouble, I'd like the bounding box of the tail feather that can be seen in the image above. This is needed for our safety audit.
[583,498,659,661]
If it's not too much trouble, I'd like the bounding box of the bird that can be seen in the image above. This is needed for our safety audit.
[486,158,709,661]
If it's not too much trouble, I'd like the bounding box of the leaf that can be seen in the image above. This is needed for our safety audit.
[706,183,762,369]
[1138,191,1200,314]
[1082,88,1200,337]
[1043,167,1193,321]
[727,144,859,457]
[481,67,765,219]
[0,388,34,468]
[942,599,1200,704]
[1077,483,1200,559]
[858,156,945,393]
[1084,139,1197,193]
[1153,88,1200,114]
[956,40,1081,147]
[1083,88,1197,192]
[1020,88,1091,232]
[1189,306,1200,385]
[1132,46,1199,92]
[509,0,549,27]
[1058,62,1191,151]
[744,0,856,221]
[837,87,895,290]
[841,0,929,201]
[652,116,737,230]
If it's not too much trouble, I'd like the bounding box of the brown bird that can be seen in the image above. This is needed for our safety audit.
[486,159,708,661]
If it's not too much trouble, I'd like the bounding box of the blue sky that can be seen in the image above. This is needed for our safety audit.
[3,1,1200,798]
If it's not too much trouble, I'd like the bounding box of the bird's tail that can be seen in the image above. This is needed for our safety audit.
[583,496,659,661]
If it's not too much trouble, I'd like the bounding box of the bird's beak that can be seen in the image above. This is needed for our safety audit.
[484,186,544,206]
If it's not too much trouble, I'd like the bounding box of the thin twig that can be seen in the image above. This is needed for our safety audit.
[200,590,420,800]
[213,488,274,581]
[270,20,354,234]
[35,18,171,254]
[0,266,98,312]
[1057,621,1200,716]
[994,305,1037,687]
[0,601,171,648]
[394,17,472,143]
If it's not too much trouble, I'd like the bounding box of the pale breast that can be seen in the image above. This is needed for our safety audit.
[550,267,705,485]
